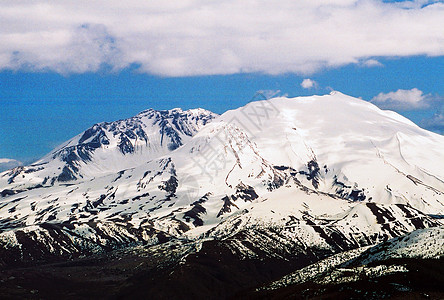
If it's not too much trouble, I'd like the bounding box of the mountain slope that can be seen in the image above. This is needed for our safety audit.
[253,226,444,299]
[0,92,443,298]
[219,92,444,213]
[0,108,217,190]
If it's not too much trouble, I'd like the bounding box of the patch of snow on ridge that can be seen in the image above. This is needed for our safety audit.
[351,226,444,265]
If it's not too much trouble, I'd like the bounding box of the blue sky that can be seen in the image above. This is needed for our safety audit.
[0,0,443,164]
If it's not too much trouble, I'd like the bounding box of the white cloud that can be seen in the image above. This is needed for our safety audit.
[370,88,432,110]
[361,59,384,67]
[0,158,22,172]
[422,113,444,134]
[0,1,444,76]
[301,78,317,89]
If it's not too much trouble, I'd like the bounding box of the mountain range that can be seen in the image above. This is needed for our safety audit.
[0,92,443,299]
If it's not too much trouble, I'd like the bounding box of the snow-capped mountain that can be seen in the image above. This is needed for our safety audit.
[1,108,216,188]
[0,92,443,298]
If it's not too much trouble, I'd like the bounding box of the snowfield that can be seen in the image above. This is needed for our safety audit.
[0,92,443,271]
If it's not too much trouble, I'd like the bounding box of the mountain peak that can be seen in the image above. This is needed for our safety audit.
[2,107,218,187]
[0,94,442,296]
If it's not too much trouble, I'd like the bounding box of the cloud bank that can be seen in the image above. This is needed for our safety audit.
[422,113,444,134]
[370,88,433,110]
[0,158,22,172]
[1,0,444,76]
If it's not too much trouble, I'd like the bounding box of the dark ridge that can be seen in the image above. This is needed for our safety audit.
[42,176,49,185]
[160,118,183,151]
[183,193,211,226]
[247,258,444,300]
[117,239,315,300]
[158,176,178,194]
[23,167,44,174]
[298,159,321,189]
[92,194,107,208]
[112,170,126,182]
[303,216,355,251]
[184,204,207,227]
[78,125,108,147]
[273,165,289,171]
[366,203,397,224]
[267,169,285,191]
[57,166,77,182]
[1,189,18,197]
[333,176,366,201]
[6,167,24,184]
[10,196,27,203]
[333,175,351,189]
[141,170,151,179]
[132,192,150,201]
[234,184,259,201]
[118,134,135,154]
[349,189,366,201]
[217,195,239,217]
[192,193,210,206]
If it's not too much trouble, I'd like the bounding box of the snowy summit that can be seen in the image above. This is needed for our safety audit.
[0,92,443,298]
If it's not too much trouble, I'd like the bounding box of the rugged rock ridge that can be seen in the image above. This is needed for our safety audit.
[1,108,217,188]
